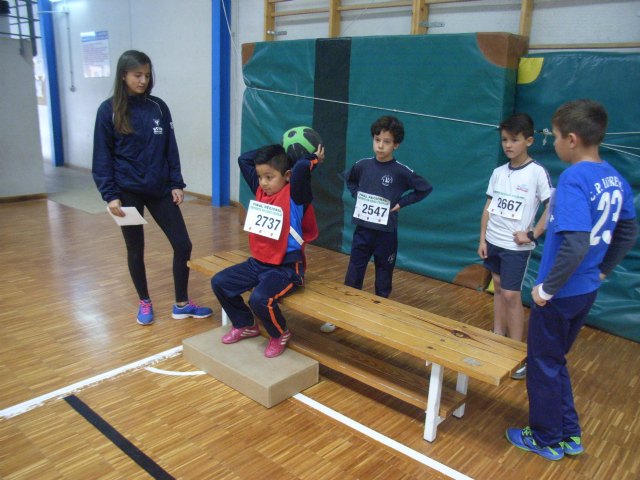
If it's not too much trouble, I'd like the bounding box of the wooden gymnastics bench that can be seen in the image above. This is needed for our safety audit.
[188,250,527,442]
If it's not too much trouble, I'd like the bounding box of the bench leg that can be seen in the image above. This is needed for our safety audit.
[424,362,444,442]
[221,308,230,326]
[453,373,468,418]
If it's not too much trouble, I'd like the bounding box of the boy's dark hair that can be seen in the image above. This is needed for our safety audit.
[499,112,534,139]
[255,144,291,175]
[552,99,608,147]
[371,115,404,144]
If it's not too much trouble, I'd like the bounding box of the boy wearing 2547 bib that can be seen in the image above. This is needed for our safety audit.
[321,115,432,333]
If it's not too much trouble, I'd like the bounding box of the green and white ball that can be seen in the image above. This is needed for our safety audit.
[282,126,322,162]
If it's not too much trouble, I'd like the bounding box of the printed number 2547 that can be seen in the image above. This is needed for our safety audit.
[361,203,387,217]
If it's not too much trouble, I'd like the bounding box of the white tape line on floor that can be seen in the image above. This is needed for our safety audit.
[294,393,473,480]
[0,346,183,419]
[2,347,471,480]
[145,367,206,376]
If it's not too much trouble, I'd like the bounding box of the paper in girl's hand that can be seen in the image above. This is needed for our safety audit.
[107,206,148,226]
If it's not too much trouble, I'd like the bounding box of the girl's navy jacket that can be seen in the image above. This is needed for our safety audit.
[92,94,186,202]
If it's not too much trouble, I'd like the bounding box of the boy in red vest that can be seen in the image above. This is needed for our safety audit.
[211,143,323,357]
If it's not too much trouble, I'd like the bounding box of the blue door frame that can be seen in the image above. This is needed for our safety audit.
[212,0,231,206]
[38,0,64,167]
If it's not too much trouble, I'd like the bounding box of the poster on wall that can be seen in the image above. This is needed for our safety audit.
[81,30,110,78]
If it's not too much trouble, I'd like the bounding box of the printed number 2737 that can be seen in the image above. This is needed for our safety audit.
[255,214,281,231]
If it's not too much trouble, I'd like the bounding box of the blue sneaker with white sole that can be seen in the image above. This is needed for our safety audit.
[505,426,564,461]
[560,435,584,456]
[172,301,213,319]
[137,299,154,325]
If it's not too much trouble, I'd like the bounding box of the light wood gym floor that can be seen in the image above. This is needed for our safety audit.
[1,167,638,479]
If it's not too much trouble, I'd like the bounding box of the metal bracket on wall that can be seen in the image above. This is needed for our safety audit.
[419,21,444,28]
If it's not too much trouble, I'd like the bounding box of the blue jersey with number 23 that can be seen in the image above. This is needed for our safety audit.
[536,160,636,299]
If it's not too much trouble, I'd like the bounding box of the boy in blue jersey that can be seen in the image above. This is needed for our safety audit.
[506,100,638,461]
[321,115,432,333]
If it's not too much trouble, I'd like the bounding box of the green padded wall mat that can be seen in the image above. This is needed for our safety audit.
[515,52,640,341]
[239,40,318,250]
[240,33,527,288]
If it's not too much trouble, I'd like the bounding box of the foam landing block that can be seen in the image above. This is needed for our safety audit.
[183,327,319,408]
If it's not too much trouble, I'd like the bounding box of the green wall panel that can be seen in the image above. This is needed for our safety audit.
[241,33,526,287]
[238,38,639,342]
[515,52,640,341]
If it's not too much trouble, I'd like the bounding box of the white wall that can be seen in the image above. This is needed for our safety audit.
[52,0,130,173]
[52,0,211,195]
[0,38,46,198]
[44,0,640,200]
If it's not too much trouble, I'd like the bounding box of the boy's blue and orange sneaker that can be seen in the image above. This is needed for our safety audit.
[560,435,585,456]
[505,426,564,461]
[172,301,213,319]
[137,299,154,325]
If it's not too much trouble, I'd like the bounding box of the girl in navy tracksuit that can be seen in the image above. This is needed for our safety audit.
[92,50,211,325]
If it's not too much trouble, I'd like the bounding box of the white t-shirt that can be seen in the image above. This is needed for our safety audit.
[485,160,552,251]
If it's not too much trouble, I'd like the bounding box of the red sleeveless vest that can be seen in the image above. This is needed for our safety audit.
[249,184,318,265]
[249,185,291,264]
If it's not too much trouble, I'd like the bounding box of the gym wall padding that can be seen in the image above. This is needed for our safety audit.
[240,32,527,282]
[239,37,639,342]
[515,52,640,342]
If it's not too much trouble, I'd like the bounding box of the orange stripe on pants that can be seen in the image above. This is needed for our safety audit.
[267,282,294,335]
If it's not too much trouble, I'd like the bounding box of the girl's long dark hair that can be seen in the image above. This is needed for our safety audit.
[112,50,154,135]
